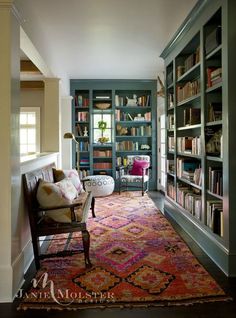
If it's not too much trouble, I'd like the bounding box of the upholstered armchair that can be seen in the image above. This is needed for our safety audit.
[118,155,151,196]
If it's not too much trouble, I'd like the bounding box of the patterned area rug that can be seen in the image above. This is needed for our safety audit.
[18,192,231,310]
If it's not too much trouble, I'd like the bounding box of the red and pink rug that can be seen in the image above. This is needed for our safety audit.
[18,192,231,310]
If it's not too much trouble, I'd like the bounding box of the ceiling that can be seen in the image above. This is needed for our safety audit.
[15,0,198,92]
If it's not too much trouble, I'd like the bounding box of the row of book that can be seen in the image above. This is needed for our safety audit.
[177,184,202,218]
[206,200,223,236]
[167,114,174,129]
[208,166,223,196]
[78,141,89,151]
[78,169,90,178]
[183,108,201,126]
[93,162,112,169]
[115,95,150,107]
[208,102,222,122]
[77,111,89,122]
[80,158,89,166]
[115,141,140,151]
[168,136,175,151]
[74,95,89,107]
[206,67,222,88]
[116,156,128,166]
[167,180,175,200]
[167,93,174,109]
[115,110,151,122]
[176,46,200,78]
[176,78,200,103]
[177,158,202,185]
[167,159,175,174]
[129,126,152,137]
[93,150,112,157]
[177,136,201,155]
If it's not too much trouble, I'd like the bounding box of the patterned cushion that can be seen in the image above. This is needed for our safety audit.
[53,168,84,194]
[36,179,85,223]
[120,175,149,183]
[130,158,150,176]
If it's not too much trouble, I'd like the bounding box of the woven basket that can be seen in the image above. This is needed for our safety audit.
[95,103,111,110]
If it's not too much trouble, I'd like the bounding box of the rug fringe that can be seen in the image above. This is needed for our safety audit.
[17,296,233,311]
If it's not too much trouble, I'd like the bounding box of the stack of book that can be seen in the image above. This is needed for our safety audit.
[206,67,222,88]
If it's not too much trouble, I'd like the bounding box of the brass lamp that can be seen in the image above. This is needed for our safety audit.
[64,132,80,171]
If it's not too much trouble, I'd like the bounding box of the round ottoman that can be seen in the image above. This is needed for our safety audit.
[82,175,115,197]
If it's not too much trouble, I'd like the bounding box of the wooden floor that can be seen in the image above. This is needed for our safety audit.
[1,191,236,318]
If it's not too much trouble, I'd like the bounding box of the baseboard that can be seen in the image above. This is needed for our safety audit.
[11,239,34,301]
[0,264,13,302]
[164,199,235,277]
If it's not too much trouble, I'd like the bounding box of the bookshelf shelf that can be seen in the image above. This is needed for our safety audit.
[207,190,223,200]
[177,93,201,107]
[205,82,222,93]
[161,0,236,276]
[177,177,202,190]
[177,124,201,130]
[206,44,222,60]
[206,156,223,162]
[177,62,201,83]
[206,120,222,126]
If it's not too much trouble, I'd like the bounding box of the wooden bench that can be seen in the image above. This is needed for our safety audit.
[22,163,93,269]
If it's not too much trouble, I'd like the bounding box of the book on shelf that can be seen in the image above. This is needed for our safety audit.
[93,162,112,169]
[168,93,174,108]
[168,114,175,129]
[206,67,222,88]
[144,112,151,121]
[167,159,175,174]
[77,111,88,122]
[168,136,175,151]
[77,124,83,136]
[176,78,200,103]
[208,102,222,122]
[177,136,201,155]
[208,166,223,196]
[177,158,200,181]
[75,95,89,107]
[93,150,112,157]
[206,200,223,236]
[184,108,201,126]
[205,127,222,156]
[205,25,221,55]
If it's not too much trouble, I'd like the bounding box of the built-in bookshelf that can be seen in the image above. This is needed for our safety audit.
[70,80,157,189]
[161,0,236,276]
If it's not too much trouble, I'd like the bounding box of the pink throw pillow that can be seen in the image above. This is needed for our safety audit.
[130,159,150,176]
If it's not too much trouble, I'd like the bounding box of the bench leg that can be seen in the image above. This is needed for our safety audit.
[91,197,96,218]
[82,230,92,268]
[32,236,41,270]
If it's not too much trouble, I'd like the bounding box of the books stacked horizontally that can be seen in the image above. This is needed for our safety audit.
[206,67,222,88]
[93,163,112,169]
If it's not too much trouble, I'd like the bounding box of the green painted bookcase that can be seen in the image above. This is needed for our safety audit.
[70,80,157,190]
[160,0,236,276]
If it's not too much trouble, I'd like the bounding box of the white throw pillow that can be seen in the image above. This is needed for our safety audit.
[53,168,84,194]
[36,179,79,223]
